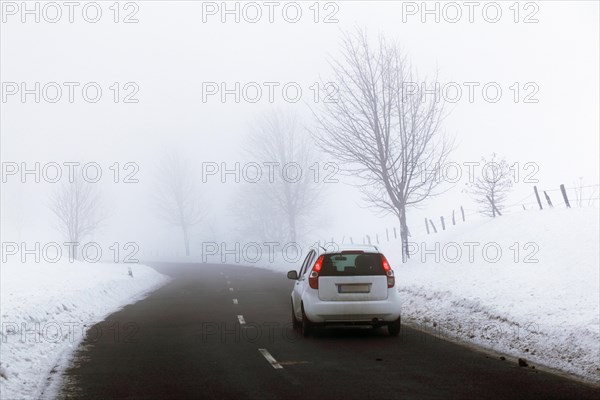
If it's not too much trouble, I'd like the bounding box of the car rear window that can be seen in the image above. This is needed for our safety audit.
[320,252,385,276]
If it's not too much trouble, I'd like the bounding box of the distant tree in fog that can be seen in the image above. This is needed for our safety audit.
[314,29,453,259]
[233,183,289,243]
[237,111,321,243]
[155,151,206,256]
[50,177,104,260]
[573,177,598,207]
[3,189,26,242]
[467,153,513,218]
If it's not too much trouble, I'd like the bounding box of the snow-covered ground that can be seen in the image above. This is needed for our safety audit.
[385,207,599,384]
[0,261,170,400]
[231,207,600,384]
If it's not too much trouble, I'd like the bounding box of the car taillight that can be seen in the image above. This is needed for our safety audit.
[308,255,324,289]
[381,255,395,288]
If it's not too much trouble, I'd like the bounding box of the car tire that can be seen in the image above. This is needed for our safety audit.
[292,300,300,329]
[301,304,312,337]
[388,317,401,336]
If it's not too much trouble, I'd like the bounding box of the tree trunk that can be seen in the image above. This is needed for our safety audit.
[70,233,79,261]
[183,227,190,256]
[398,209,409,262]
[288,213,297,243]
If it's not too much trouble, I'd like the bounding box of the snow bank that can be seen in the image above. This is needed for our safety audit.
[0,261,169,400]
[380,207,599,384]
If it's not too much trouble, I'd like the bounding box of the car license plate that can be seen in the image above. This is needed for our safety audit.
[338,284,371,293]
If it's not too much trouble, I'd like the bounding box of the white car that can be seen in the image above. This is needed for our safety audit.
[287,245,401,337]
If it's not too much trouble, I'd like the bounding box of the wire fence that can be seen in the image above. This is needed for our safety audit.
[330,183,599,246]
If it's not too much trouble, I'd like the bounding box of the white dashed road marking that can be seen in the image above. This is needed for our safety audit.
[227,280,231,285]
[233,298,238,305]
[237,315,246,325]
[229,288,234,292]
[258,348,283,369]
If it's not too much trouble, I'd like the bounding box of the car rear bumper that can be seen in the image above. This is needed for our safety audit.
[303,290,401,324]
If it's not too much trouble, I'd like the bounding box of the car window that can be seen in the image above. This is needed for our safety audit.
[299,250,316,277]
[320,252,385,276]
[298,252,311,276]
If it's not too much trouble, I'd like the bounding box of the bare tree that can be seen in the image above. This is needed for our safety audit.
[50,177,104,260]
[237,111,321,243]
[573,177,598,207]
[467,153,513,217]
[155,151,206,256]
[314,29,452,259]
[574,177,585,207]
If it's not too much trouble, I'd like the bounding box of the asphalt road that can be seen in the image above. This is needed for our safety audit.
[56,263,599,400]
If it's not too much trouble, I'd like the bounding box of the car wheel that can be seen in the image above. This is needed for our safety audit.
[388,317,401,336]
[301,304,312,337]
[291,300,300,329]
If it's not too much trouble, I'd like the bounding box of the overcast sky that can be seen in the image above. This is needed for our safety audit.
[1,1,598,255]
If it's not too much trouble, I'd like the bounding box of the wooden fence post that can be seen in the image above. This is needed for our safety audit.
[440,216,446,230]
[376,234,380,244]
[366,235,371,245]
[534,186,543,210]
[452,210,456,225]
[425,218,430,234]
[429,219,438,234]
[350,236,354,244]
[460,206,465,222]
[560,184,570,208]
[393,227,397,239]
[544,191,553,207]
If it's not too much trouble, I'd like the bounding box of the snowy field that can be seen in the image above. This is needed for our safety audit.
[235,207,600,384]
[381,207,600,384]
[0,261,170,400]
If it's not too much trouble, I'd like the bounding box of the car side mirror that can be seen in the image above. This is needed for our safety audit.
[287,270,298,280]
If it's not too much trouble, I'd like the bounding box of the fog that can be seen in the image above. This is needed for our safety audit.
[1,1,598,260]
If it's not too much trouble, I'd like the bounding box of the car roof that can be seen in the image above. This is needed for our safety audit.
[318,244,380,255]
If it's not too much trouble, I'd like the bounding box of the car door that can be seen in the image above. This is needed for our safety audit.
[292,250,316,317]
